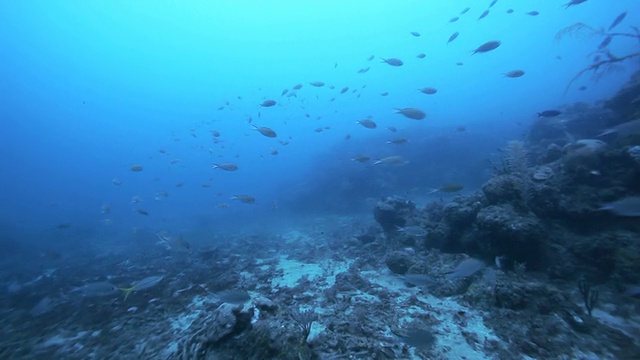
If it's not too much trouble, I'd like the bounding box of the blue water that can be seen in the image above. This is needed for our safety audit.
[0,1,636,251]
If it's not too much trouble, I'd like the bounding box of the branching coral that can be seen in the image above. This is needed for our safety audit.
[556,22,640,93]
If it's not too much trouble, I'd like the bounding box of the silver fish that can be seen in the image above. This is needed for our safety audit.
[599,196,640,217]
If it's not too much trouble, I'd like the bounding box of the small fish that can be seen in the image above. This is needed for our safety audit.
[281,89,288,96]
[598,119,640,137]
[419,87,437,95]
[526,11,539,16]
[397,328,436,349]
[506,9,514,14]
[121,275,164,301]
[417,53,426,59]
[293,83,303,90]
[564,0,587,9]
[252,125,277,138]
[136,209,149,216]
[387,137,408,144]
[449,16,459,23]
[478,10,489,20]
[55,223,71,229]
[232,194,256,204]
[156,231,191,252]
[472,40,500,54]
[608,12,627,31]
[381,58,403,66]
[503,70,525,78]
[489,0,497,7]
[340,87,349,94]
[130,164,144,172]
[598,196,640,217]
[309,81,325,87]
[396,225,428,237]
[111,178,122,186]
[351,155,370,163]
[356,119,377,129]
[380,92,389,96]
[410,31,420,37]
[447,32,459,44]
[270,148,278,155]
[344,134,351,140]
[460,7,470,14]
[537,110,561,117]
[374,156,409,166]
[72,282,119,297]
[215,289,251,305]
[598,36,612,50]
[456,126,466,132]
[445,258,486,280]
[212,162,239,171]
[387,126,397,132]
[395,107,426,120]
[357,67,370,74]
[367,55,375,61]
[438,183,464,193]
[211,130,220,137]
[260,99,276,107]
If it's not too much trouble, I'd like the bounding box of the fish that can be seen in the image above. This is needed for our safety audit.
[387,126,397,132]
[598,197,640,217]
[211,130,220,137]
[215,289,251,305]
[449,17,459,23]
[357,67,370,74]
[111,178,122,185]
[252,125,277,138]
[156,231,191,252]
[72,282,119,297]
[472,41,500,54]
[419,87,437,95]
[438,183,464,193]
[270,148,278,155]
[340,87,349,94]
[212,162,239,171]
[396,225,428,237]
[506,9,514,14]
[460,7,470,14]
[445,258,486,280]
[401,274,436,287]
[564,0,587,9]
[397,328,436,349]
[387,137,408,144]
[121,275,164,301]
[598,119,640,137]
[30,296,55,317]
[537,110,562,117]
[395,107,426,120]
[309,81,325,87]
[417,53,426,59]
[598,36,612,50]
[489,0,497,7]
[380,92,389,96]
[381,58,403,66]
[410,31,420,37]
[608,12,627,31]
[260,99,276,107]
[447,32,459,44]
[478,10,489,20]
[367,55,375,61]
[130,164,144,172]
[356,119,377,129]
[136,209,149,216]
[281,89,288,96]
[526,11,539,16]
[293,83,303,90]
[351,155,370,163]
[374,156,409,166]
[504,70,525,78]
[232,194,256,204]
[55,222,71,229]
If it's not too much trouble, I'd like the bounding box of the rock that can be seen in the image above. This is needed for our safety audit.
[373,196,415,232]
[385,250,414,275]
[253,296,277,312]
[562,139,607,172]
[541,143,563,163]
[532,165,554,181]
[475,204,545,269]
[482,175,527,206]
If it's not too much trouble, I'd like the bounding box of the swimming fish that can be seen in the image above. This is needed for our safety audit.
[504,70,525,78]
[309,81,325,87]
[381,58,403,66]
[232,195,256,204]
[356,119,377,129]
[445,258,486,280]
[396,225,428,237]
[537,110,562,117]
[252,125,277,138]
[598,119,640,137]
[121,275,164,301]
[598,196,640,217]
[261,99,276,107]
[72,282,119,297]
[472,41,500,54]
[374,156,409,166]
[130,164,143,172]
[395,108,426,120]
[213,162,239,171]
[447,32,459,44]
[608,12,627,31]
[419,87,437,95]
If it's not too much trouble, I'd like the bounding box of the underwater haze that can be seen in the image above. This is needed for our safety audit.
[1,0,640,359]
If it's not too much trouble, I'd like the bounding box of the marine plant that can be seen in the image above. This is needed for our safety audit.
[555,21,640,93]
[577,279,599,316]
[290,307,317,344]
